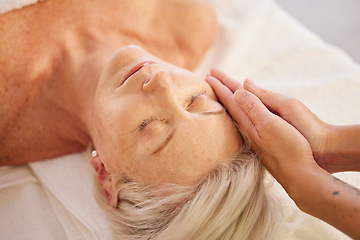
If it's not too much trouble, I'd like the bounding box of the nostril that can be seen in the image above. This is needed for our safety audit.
[142,69,173,94]
[144,77,151,84]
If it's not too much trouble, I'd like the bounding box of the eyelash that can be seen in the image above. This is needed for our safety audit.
[138,90,207,131]
[188,90,207,107]
[138,116,156,131]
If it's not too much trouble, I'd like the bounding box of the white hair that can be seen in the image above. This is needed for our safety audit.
[95,146,291,240]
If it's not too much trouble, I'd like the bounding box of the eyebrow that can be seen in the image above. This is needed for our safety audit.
[150,109,225,155]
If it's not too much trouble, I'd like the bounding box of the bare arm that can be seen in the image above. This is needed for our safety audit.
[290,168,360,240]
[206,69,360,239]
[324,125,360,172]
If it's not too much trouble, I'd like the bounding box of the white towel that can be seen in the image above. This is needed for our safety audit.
[0,165,67,239]
[0,0,41,15]
[30,153,113,240]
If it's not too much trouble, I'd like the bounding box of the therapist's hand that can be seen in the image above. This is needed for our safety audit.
[243,81,360,174]
[206,69,319,192]
[207,69,360,240]
[239,77,335,171]
[207,69,338,172]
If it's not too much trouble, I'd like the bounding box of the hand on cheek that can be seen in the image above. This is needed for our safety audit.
[242,80,333,172]
[206,69,318,187]
[233,89,314,176]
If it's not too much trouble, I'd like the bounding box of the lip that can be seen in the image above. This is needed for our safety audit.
[120,61,156,87]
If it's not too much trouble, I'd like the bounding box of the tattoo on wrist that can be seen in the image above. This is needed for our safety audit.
[333,177,360,196]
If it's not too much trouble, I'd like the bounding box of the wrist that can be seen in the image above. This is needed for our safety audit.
[320,125,360,173]
[281,163,330,213]
[326,125,344,156]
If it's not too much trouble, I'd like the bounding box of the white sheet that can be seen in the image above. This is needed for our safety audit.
[0,166,67,239]
[1,0,360,239]
[0,0,41,15]
[29,153,112,240]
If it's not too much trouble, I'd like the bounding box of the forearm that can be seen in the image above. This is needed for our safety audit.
[322,125,360,173]
[288,167,360,239]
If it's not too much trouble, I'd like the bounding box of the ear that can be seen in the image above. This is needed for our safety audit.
[90,152,115,206]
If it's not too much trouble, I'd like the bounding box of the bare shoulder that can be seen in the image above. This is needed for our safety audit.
[0,0,88,165]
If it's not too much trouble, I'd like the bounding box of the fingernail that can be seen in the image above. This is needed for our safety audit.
[245,78,256,86]
[234,90,247,103]
[211,68,220,74]
[206,75,217,82]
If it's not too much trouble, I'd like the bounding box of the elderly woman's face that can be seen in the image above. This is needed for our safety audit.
[92,45,242,187]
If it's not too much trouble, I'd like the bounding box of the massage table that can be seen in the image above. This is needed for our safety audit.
[1,0,359,239]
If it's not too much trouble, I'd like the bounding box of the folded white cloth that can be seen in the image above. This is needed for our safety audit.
[0,0,41,15]
[29,153,113,240]
[0,165,67,240]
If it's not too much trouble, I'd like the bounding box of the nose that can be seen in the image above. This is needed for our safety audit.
[142,69,172,93]
[142,69,182,114]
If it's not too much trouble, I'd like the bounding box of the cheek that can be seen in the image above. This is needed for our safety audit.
[93,93,139,135]
[122,158,169,185]
[123,144,207,185]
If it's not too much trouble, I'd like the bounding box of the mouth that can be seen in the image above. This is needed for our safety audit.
[120,61,156,87]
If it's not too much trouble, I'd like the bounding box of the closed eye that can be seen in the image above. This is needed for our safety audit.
[138,117,157,131]
[187,90,207,108]
[137,90,207,132]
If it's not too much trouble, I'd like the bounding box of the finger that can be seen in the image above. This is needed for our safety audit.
[243,79,315,122]
[206,76,254,140]
[243,79,290,114]
[210,68,243,93]
[206,75,235,107]
[243,79,327,147]
[234,89,275,130]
